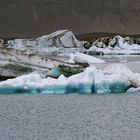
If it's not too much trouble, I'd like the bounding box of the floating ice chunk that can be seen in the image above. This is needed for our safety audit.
[104,64,140,88]
[60,31,82,47]
[127,87,140,93]
[8,30,83,49]
[0,64,140,94]
[104,64,133,76]
[68,52,105,64]
[0,72,42,87]
[47,67,61,78]
[89,46,140,55]
[88,35,140,55]
[120,60,128,63]
[93,66,130,93]
[0,39,4,46]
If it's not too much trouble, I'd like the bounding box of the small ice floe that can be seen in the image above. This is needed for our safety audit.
[127,87,140,93]
[68,52,105,64]
[120,60,128,63]
[0,64,140,94]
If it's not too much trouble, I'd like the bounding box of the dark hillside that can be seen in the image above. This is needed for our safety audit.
[0,0,140,37]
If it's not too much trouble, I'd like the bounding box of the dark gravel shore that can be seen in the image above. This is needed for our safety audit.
[0,93,140,140]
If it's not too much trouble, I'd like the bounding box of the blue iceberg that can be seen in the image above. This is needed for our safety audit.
[0,64,139,94]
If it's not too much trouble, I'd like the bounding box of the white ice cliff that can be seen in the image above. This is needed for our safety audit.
[0,64,139,94]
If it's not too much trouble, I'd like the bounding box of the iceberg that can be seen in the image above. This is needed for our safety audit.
[7,30,83,50]
[87,35,140,55]
[0,30,86,70]
[6,30,84,57]
[0,39,4,47]
[68,52,105,64]
[0,64,139,94]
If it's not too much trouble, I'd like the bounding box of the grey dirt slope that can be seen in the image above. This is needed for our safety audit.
[0,0,140,37]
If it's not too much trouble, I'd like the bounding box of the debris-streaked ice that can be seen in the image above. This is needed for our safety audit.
[88,35,140,55]
[7,30,84,56]
[6,31,140,56]
[8,30,83,49]
[0,64,139,94]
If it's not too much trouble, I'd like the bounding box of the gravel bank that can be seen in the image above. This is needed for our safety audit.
[0,93,140,140]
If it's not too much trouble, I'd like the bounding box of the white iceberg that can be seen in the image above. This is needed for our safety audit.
[109,36,140,50]
[0,39,4,47]
[0,64,139,94]
[8,30,83,49]
[7,30,84,56]
[68,52,105,64]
